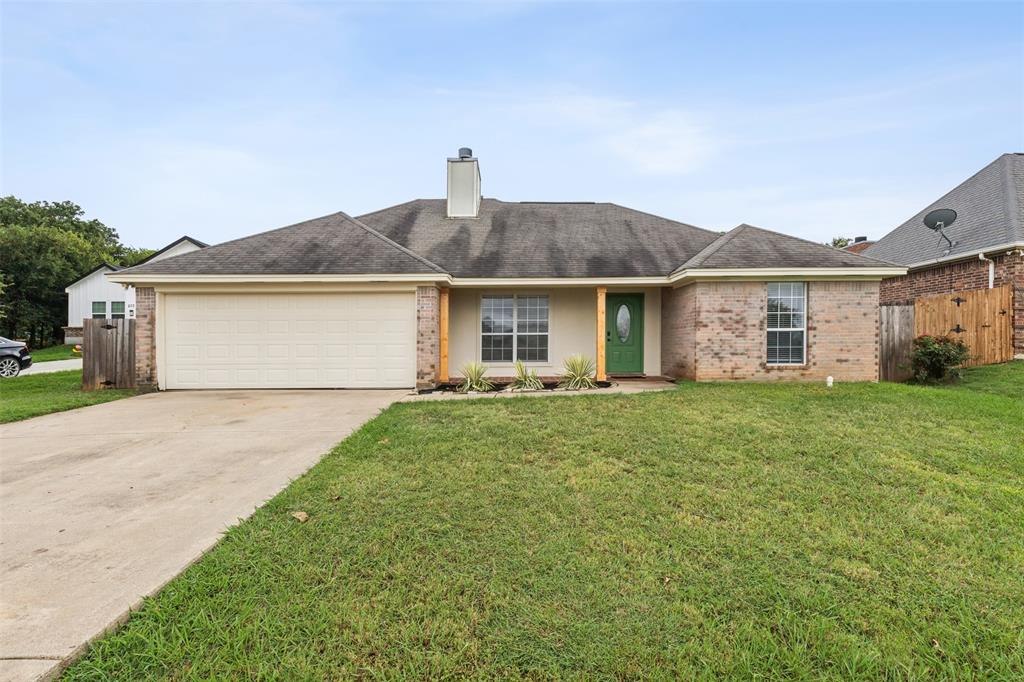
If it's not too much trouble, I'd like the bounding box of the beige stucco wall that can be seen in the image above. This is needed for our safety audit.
[449,287,662,378]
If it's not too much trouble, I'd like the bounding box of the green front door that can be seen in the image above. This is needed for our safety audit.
[606,293,644,374]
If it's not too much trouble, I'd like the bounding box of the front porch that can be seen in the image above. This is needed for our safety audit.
[430,286,664,386]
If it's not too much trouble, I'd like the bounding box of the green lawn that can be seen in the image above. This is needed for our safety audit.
[65,371,1023,679]
[948,359,1024,400]
[29,343,78,362]
[0,370,138,423]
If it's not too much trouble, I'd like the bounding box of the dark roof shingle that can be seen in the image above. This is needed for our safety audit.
[863,153,1024,265]
[117,212,445,276]
[674,224,897,272]
[357,199,720,277]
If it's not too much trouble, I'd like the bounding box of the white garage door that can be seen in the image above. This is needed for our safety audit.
[163,292,416,389]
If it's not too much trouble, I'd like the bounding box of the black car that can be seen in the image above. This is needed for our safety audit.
[0,337,32,378]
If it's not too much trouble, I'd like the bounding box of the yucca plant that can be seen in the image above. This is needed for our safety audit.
[458,361,494,393]
[510,360,544,391]
[558,354,598,390]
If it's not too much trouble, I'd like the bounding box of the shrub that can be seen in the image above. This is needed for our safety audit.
[457,361,494,393]
[558,354,597,390]
[510,360,544,391]
[910,335,971,382]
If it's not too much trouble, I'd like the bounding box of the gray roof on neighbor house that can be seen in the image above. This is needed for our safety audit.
[863,153,1024,266]
[117,212,446,276]
[357,199,720,277]
[673,224,897,273]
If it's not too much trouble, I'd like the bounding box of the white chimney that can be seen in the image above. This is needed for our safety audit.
[446,147,480,218]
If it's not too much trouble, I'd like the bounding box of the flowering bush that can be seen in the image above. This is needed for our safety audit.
[910,335,971,382]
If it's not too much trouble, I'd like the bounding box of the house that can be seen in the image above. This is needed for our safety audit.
[108,149,904,390]
[863,153,1024,359]
[63,236,207,343]
[841,237,875,254]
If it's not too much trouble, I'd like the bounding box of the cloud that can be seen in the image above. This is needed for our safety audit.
[603,111,715,174]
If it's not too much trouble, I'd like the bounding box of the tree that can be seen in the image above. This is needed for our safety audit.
[828,236,852,249]
[0,197,149,346]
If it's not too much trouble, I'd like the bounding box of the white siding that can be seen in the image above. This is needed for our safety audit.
[65,268,129,326]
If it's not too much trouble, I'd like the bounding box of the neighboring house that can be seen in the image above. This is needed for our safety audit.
[842,237,875,254]
[863,153,1024,359]
[63,236,207,343]
[109,150,904,390]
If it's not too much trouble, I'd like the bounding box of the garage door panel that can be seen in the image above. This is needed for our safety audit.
[164,293,415,389]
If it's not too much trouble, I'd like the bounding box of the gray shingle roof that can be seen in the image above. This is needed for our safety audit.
[357,199,719,277]
[117,212,446,276]
[863,153,1024,265]
[116,198,898,279]
[672,224,896,273]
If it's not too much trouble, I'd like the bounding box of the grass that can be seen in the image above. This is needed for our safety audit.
[65,370,1023,679]
[29,343,78,362]
[946,359,1024,400]
[0,370,138,423]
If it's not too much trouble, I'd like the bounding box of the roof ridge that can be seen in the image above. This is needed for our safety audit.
[670,226,740,274]
[738,223,902,266]
[355,198,431,221]
[339,212,449,274]
[604,202,719,237]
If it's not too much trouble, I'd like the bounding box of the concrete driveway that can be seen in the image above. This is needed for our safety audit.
[19,359,82,376]
[0,389,405,681]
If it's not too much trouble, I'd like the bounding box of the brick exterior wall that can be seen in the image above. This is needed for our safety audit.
[416,286,440,390]
[661,280,880,382]
[135,287,157,386]
[879,251,1024,357]
[660,284,698,380]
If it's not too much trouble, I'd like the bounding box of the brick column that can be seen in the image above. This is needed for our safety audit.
[135,287,157,387]
[1010,251,1024,358]
[416,286,440,390]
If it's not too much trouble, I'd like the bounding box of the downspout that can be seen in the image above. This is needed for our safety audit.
[979,253,994,288]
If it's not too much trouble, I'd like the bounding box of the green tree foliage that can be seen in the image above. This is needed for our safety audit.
[828,236,852,248]
[0,197,150,346]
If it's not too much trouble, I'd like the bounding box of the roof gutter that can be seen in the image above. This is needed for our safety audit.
[903,241,1024,271]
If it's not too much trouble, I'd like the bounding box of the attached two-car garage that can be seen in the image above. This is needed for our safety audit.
[162,292,417,389]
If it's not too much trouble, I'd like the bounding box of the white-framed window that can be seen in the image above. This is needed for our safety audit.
[110,301,125,319]
[767,282,806,365]
[481,294,549,362]
[91,301,107,319]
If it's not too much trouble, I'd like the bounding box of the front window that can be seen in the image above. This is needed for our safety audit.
[110,301,125,319]
[767,282,806,365]
[91,301,107,319]
[481,294,549,363]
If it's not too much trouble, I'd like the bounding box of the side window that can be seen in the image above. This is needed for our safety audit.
[91,301,107,319]
[111,301,126,319]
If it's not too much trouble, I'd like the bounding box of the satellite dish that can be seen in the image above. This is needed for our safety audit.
[923,208,957,252]
[923,208,957,231]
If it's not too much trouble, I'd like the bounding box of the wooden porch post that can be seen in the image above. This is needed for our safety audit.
[439,287,450,383]
[596,286,607,381]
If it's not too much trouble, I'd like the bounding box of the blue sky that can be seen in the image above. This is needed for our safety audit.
[2,1,1022,249]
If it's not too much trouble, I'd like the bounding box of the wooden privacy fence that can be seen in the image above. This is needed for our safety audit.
[879,304,915,382]
[914,286,1014,367]
[82,318,136,390]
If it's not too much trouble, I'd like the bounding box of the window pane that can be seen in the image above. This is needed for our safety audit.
[91,301,106,318]
[111,302,125,314]
[482,334,513,362]
[516,296,548,333]
[767,283,805,363]
[482,296,513,334]
[516,334,548,362]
